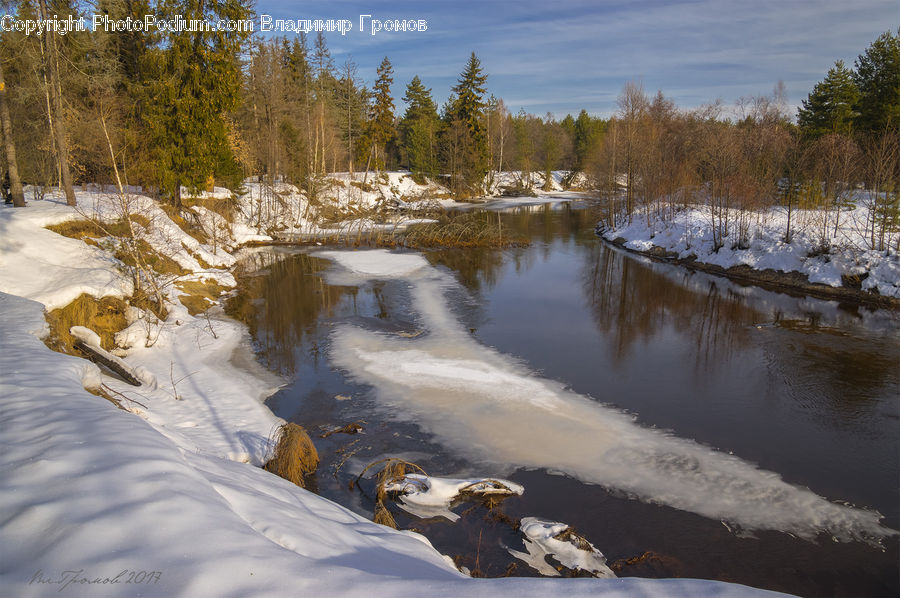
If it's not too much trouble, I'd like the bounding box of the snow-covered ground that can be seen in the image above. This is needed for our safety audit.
[0,189,796,597]
[602,202,899,298]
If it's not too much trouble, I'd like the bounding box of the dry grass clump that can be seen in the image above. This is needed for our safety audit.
[46,219,105,241]
[349,180,374,193]
[351,458,427,529]
[263,423,319,488]
[554,526,595,552]
[114,239,188,277]
[45,294,129,353]
[175,279,230,315]
[185,195,237,224]
[159,204,209,245]
[401,212,528,249]
[46,215,152,242]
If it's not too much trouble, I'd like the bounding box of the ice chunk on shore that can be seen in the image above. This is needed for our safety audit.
[384,474,523,522]
[508,517,616,578]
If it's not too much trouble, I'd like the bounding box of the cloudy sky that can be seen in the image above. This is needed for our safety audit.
[257,0,898,119]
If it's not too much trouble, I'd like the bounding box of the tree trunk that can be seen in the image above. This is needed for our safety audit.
[38,0,76,206]
[0,60,25,207]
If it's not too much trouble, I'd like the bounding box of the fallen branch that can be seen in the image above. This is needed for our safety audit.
[71,326,142,386]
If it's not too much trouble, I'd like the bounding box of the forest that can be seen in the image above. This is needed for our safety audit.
[0,1,898,252]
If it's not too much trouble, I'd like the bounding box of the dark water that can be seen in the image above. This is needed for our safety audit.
[234,200,900,596]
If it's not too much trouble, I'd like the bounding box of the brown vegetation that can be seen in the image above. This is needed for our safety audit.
[590,82,899,253]
[45,294,129,353]
[263,423,320,488]
[351,458,428,529]
[175,279,230,316]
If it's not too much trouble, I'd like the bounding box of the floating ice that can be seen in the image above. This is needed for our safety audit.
[384,474,523,522]
[317,249,428,278]
[507,517,616,578]
[324,250,894,545]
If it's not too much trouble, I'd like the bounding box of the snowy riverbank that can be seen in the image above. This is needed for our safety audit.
[0,190,793,596]
[600,203,900,303]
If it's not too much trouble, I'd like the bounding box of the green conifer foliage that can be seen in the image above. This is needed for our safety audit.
[797,60,860,137]
[853,29,900,132]
[444,52,489,194]
[145,0,251,205]
[366,56,395,170]
[400,76,440,180]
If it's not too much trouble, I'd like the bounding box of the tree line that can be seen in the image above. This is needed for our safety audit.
[590,29,900,252]
[0,1,897,252]
[0,0,603,207]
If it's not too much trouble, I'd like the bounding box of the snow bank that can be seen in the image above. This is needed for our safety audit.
[0,193,132,310]
[324,249,894,545]
[603,204,900,298]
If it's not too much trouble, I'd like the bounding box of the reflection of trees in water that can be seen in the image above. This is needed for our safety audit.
[425,248,506,293]
[582,243,760,375]
[582,243,900,418]
[228,253,355,375]
[427,203,601,293]
[758,323,900,421]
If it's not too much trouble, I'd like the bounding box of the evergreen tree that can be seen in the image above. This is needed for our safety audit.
[797,60,860,137]
[145,0,251,205]
[854,29,900,131]
[444,52,489,194]
[400,75,440,179]
[364,56,395,171]
[336,58,367,175]
[573,109,605,171]
[451,52,488,139]
[281,36,314,185]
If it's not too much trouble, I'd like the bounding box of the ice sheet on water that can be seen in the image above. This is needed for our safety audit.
[322,250,893,545]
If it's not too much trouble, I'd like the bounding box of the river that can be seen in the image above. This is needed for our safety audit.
[232,197,899,596]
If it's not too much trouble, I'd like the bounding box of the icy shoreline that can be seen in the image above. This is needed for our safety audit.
[0,191,793,596]
[599,204,900,306]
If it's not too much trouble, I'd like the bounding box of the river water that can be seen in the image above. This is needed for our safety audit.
[233,198,899,596]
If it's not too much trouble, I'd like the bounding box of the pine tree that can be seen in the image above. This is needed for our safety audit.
[797,60,860,137]
[145,0,251,206]
[854,29,900,131]
[400,75,439,180]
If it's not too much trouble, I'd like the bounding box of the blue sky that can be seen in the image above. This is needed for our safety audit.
[256,0,899,119]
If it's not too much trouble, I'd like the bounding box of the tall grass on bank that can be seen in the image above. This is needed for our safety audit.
[263,423,319,488]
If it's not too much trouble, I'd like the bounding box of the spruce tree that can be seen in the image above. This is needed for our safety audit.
[574,109,604,170]
[451,52,488,140]
[364,56,395,171]
[797,60,860,137]
[400,76,440,180]
[145,0,251,205]
[445,52,489,193]
[854,29,900,131]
